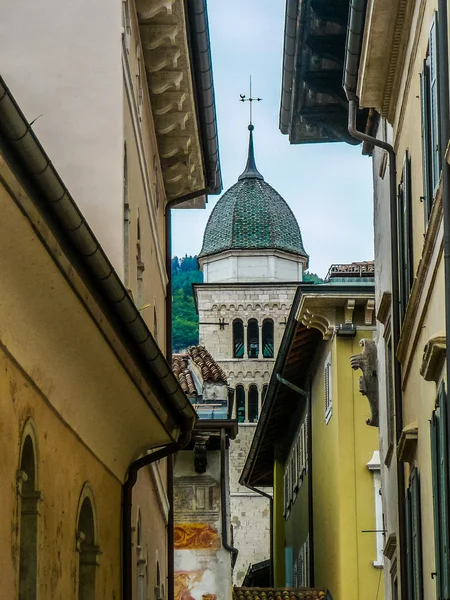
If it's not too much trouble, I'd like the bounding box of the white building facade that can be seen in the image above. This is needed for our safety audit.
[195,125,308,584]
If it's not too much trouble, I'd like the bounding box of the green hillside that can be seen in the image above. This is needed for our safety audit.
[171,255,323,352]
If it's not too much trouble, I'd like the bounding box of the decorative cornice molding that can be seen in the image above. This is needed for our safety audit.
[420,335,446,382]
[137,0,205,199]
[393,0,427,149]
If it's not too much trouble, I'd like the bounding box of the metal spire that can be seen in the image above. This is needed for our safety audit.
[238,76,264,181]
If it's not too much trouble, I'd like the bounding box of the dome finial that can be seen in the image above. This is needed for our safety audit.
[238,123,264,181]
[238,77,264,180]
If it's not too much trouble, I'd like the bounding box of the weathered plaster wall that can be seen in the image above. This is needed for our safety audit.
[174,451,232,600]
[0,349,122,600]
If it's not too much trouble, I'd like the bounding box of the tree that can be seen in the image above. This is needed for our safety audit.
[172,256,202,352]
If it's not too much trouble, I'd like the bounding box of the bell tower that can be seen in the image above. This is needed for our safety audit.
[194,123,308,584]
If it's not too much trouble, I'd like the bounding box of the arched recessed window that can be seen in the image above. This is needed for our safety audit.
[248,385,259,422]
[262,384,269,404]
[77,496,97,600]
[236,385,246,423]
[155,561,161,600]
[233,319,244,358]
[247,319,259,358]
[124,142,130,287]
[18,435,38,600]
[262,319,274,358]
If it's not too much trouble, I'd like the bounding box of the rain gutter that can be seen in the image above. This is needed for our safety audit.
[186,0,222,195]
[343,2,407,596]
[220,428,239,566]
[279,0,301,134]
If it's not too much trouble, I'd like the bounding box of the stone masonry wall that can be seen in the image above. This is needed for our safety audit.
[229,424,271,585]
[197,283,298,585]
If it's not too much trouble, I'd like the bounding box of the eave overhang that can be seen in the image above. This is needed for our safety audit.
[136,0,222,203]
[280,0,368,144]
[357,0,415,120]
[241,282,375,487]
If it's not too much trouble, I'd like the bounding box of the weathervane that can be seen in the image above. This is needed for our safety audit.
[239,76,262,125]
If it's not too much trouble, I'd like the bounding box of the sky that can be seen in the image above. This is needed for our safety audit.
[171,0,374,278]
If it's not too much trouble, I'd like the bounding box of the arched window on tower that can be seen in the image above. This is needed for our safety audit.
[236,385,246,422]
[247,319,259,358]
[77,496,97,600]
[233,319,244,358]
[248,385,259,422]
[262,319,274,358]
[262,384,269,404]
[18,435,39,600]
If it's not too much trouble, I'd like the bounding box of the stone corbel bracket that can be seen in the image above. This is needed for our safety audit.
[350,338,379,427]
[301,308,335,340]
[420,335,446,382]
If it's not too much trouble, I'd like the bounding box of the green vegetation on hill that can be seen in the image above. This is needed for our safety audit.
[172,255,202,352]
[171,256,324,352]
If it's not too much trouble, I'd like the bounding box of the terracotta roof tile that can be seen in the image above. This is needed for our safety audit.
[232,589,328,600]
[172,355,196,396]
[187,346,228,384]
[172,346,228,395]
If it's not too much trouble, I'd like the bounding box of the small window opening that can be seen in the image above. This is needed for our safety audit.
[236,385,246,423]
[247,319,259,358]
[248,385,259,423]
[262,319,274,358]
[233,320,244,358]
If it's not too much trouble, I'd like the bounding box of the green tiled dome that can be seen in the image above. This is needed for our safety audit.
[199,126,307,259]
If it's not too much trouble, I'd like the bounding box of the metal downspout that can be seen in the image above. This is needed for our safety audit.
[437,0,450,492]
[122,443,181,600]
[243,482,274,586]
[347,100,407,597]
[220,428,239,567]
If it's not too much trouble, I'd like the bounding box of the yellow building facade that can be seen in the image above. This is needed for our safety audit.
[241,266,382,600]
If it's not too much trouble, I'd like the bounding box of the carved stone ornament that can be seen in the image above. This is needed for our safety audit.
[193,435,209,474]
[350,338,379,427]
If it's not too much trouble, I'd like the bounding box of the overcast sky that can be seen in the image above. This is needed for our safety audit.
[171,0,374,278]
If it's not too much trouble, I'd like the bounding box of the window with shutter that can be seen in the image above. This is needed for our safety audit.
[324,352,332,424]
[406,469,424,600]
[398,152,414,321]
[429,14,440,192]
[431,383,450,599]
[420,12,441,226]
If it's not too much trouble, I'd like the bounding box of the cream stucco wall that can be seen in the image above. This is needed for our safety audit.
[359,1,446,598]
